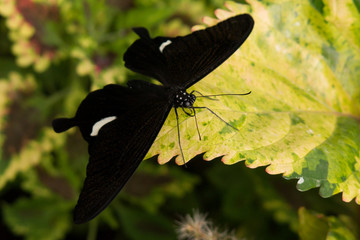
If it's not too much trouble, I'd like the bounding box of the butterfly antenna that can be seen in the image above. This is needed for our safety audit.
[198,91,252,98]
[175,108,187,167]
[193,106,239,131]
[191,90,218,101]
[192,107,201,140]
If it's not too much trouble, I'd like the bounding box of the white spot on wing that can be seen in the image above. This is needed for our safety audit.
[159,40,172,53]
[90,116,117,136]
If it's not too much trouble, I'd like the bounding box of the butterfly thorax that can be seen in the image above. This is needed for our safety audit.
[174,89,196,108]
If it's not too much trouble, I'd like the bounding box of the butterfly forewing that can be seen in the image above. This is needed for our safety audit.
[123,28,171,84]
[124,14,254,88]
[72,83,172,223]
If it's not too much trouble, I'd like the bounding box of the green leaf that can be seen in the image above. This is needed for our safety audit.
[121,159,199,213]
[114,204,176,240]
[206,163,299,235]
[146,0,360,204]
[298,207,357,240]
[2,197,72,240]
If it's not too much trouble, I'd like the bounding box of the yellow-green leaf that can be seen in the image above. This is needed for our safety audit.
[147,0,360,204]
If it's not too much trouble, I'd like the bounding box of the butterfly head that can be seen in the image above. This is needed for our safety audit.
[174,90,196,108]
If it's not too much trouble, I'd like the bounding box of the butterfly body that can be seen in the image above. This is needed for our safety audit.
[53,14,254,223]
[174,90,196,108]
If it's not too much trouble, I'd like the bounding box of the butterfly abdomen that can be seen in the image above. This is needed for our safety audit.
[52,118,77,133]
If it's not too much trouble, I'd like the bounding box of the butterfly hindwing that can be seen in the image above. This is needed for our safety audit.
[64,83,172,223]
[123,14,254,88]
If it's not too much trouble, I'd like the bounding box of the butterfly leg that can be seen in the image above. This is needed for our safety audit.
[193,106,239,131]
[192,107,201,140]
[174,107,187,166]
[181,107,194,116]
[180,106,201,140]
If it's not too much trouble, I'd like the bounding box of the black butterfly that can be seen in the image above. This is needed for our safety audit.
[52,14,254,224]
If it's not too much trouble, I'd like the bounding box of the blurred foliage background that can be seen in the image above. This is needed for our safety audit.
[0,0,359,239]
